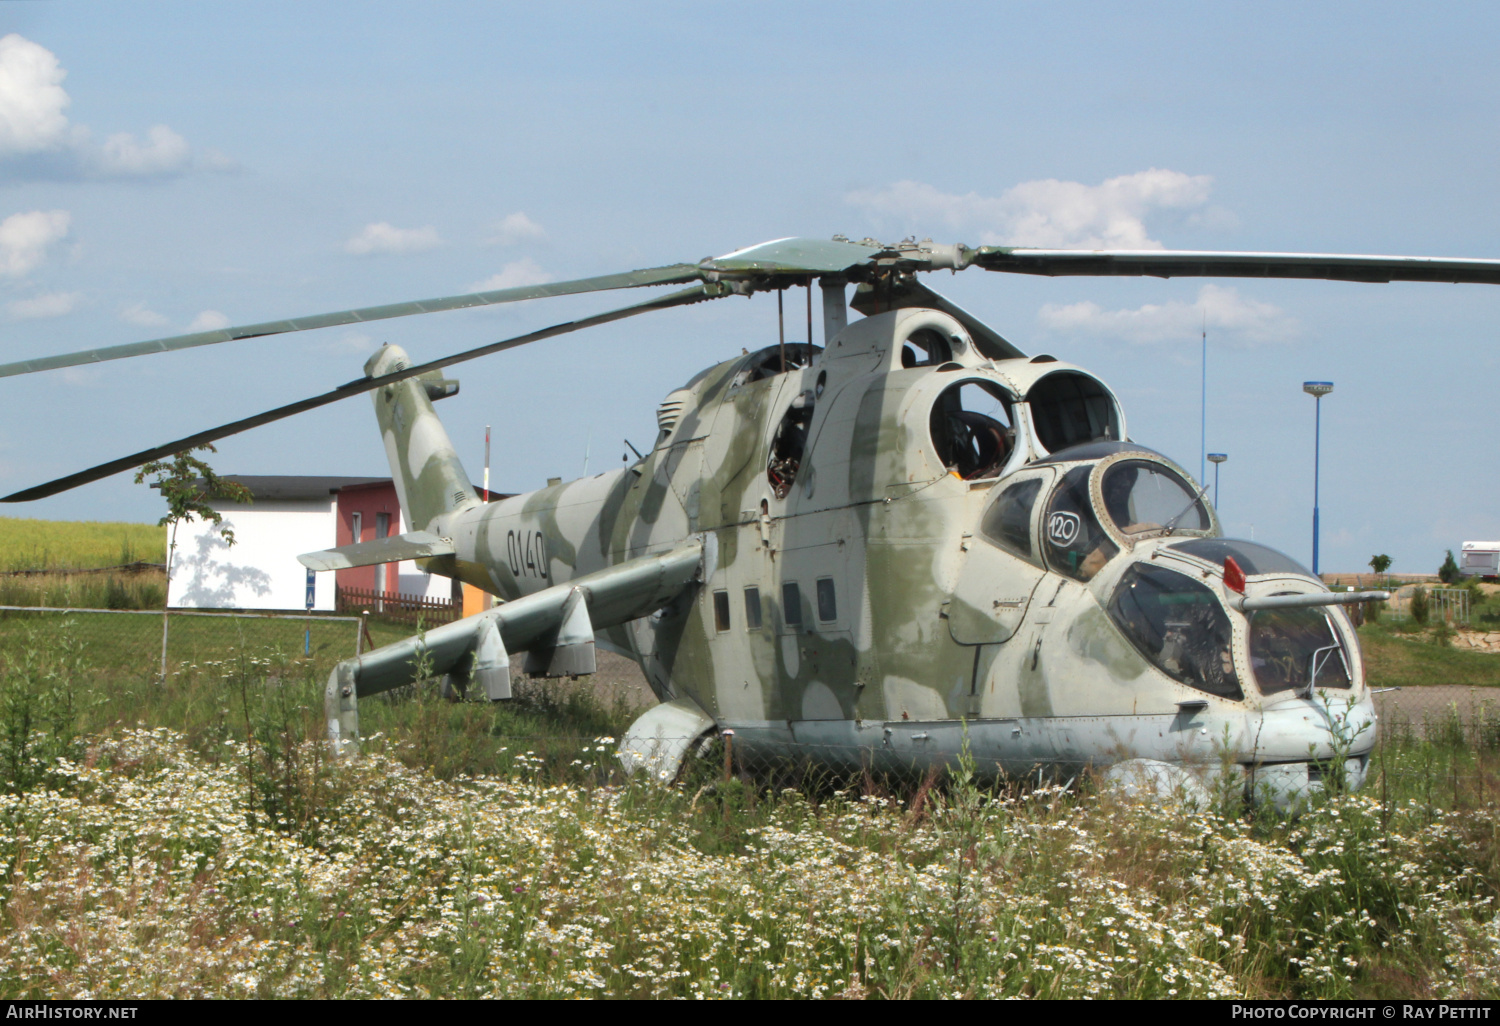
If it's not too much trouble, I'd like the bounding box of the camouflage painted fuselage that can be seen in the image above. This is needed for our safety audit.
[369,306,1374,803]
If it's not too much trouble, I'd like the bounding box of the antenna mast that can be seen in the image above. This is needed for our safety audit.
[1200,309,1207,487]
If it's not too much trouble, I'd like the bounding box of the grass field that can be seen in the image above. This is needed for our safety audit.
[1359,622,1500,688]
[0,611,1497,998]
[0,516,164,571]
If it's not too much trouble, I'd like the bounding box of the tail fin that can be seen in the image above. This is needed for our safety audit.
[366,344,479,532]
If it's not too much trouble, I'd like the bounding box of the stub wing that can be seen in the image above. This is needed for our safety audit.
[324,540,705,753]
[298,531,456,571]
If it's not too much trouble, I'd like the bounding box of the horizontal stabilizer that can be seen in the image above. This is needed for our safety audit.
[298,530,455,571]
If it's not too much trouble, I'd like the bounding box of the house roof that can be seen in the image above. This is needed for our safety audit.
[226,476,390,500]
[152,475,390,502]
[156,475,512,504]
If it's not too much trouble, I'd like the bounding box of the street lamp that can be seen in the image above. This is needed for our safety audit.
[1207,453,1227,509]
[1303,381,1334,577]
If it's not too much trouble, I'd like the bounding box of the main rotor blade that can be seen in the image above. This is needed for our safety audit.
[972,248,1500,284]
[0,237,887,382]
[0,263,704,380]
[2,284,718,503]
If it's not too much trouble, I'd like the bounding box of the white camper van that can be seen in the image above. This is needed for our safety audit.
[1461,541,1500,579]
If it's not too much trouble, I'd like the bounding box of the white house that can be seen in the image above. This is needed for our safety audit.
[164,475,452,611]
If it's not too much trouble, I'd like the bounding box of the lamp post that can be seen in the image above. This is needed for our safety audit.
[1207,452,1227,509]
[1303,381,1334,577]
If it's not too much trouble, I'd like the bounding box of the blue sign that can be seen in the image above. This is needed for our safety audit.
[305,567,316,610]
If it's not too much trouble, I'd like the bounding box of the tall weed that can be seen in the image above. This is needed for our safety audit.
[0,625,87,794]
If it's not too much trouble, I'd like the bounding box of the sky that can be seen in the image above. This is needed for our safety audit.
[1,1,1497,577]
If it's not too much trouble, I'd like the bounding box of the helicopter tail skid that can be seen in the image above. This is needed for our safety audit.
[325,539,705,755]
[366,343,481,533]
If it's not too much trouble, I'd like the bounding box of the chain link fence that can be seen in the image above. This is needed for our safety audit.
[0,605,391,688]
[1373,685,1500,744]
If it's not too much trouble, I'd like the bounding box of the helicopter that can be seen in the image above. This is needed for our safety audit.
[9,236,1500,805]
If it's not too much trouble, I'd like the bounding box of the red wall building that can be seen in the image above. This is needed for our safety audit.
[333,479,403,596]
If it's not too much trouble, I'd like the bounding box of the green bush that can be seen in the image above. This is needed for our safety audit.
[1439,550,1462,585]
[1410,586,1430,625]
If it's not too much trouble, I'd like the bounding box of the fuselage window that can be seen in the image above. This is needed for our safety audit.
[816,578,837,622]
[782,582,803,628]
[1043,466,1118,582]
[744,587,763,629]
[980,477,1043,561]
[713,590,731,633]
[1107,563,1243,701]
[900,328,954,368]
[1101,459,1209,538]
[929,379,1016,481]
[1027,371,1120,454]
[767,396,815,499]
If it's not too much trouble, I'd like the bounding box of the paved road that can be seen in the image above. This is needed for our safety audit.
[1374,684,1499,731]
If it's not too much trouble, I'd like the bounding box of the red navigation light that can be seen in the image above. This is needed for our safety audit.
[1224,555,1246,594]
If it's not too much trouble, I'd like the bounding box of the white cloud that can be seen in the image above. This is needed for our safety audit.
[0,34,224,179]
[0,208,69,277]
[0,34,71,155]
[8,290,79,319]
[188,310,230,332]
[846,169,1216,249]
[486,212,546,247]
[467,258,553,292]
[1037,283,1298,346]
[344,222,442,256]
[119,301,169,328]
[96,125,191,176]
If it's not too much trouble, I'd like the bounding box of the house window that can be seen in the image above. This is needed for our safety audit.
[782,582,803,628]
[351,511,363,543]
[713,590,731,632]
[816,578,837,622]
[744,587,763,629]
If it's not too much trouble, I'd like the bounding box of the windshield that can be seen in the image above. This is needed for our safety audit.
[1250,606,1352,695]
[1044,466,1117,582]
[1108,563,1243,700]
[1101,459,1208,537]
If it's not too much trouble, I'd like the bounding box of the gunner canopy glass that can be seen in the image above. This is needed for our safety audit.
[1168,538,1312,577]
[1100,459,1208,537]
[1250,606,1352,695]
[1107,563,1243,700]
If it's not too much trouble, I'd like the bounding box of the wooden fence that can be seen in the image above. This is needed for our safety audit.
[335,586,459,627]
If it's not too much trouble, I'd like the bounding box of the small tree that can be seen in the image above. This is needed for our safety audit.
[1410,586,1430,626]
[134,445,252,682]
[1439,549,1462,585]
[1369,554,1393,576]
